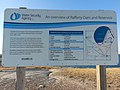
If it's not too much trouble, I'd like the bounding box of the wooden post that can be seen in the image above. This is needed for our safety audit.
[15,7,27,90]
[16,67,26,90]
[96,65,106,90]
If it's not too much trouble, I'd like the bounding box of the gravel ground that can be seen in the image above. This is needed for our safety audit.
[0,69,94,90]
[0,70,56,90]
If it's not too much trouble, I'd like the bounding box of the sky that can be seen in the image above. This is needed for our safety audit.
[0,0,120,54]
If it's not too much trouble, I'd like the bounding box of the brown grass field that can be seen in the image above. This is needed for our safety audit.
[50,68,120,90]
[0,67,120,90]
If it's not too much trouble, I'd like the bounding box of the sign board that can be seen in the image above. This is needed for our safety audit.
[3,8,118,66]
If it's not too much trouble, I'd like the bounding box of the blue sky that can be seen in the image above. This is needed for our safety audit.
[0,0,120,54]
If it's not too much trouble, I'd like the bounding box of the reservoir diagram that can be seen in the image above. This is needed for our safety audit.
[85,26,114,61]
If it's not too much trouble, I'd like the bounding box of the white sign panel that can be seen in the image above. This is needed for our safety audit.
[3,8,118,66]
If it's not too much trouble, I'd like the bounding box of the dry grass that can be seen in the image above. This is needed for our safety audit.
[1,67,120,90]
[49,68,97,90]
[0,66,58,71]
[52,68,120,90]
[106,68,120,89]
[0,66,16,70]
[54,68,96,81]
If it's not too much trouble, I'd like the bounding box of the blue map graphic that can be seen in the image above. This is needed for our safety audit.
[85,26,114,60]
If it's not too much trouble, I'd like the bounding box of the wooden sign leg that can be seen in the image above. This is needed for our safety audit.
[96,65,106,90]
[16,67,26,90]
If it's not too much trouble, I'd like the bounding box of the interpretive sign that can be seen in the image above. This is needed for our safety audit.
[2,8,118,66]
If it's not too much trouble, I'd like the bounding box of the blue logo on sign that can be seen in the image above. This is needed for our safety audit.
[10,12,21,20]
